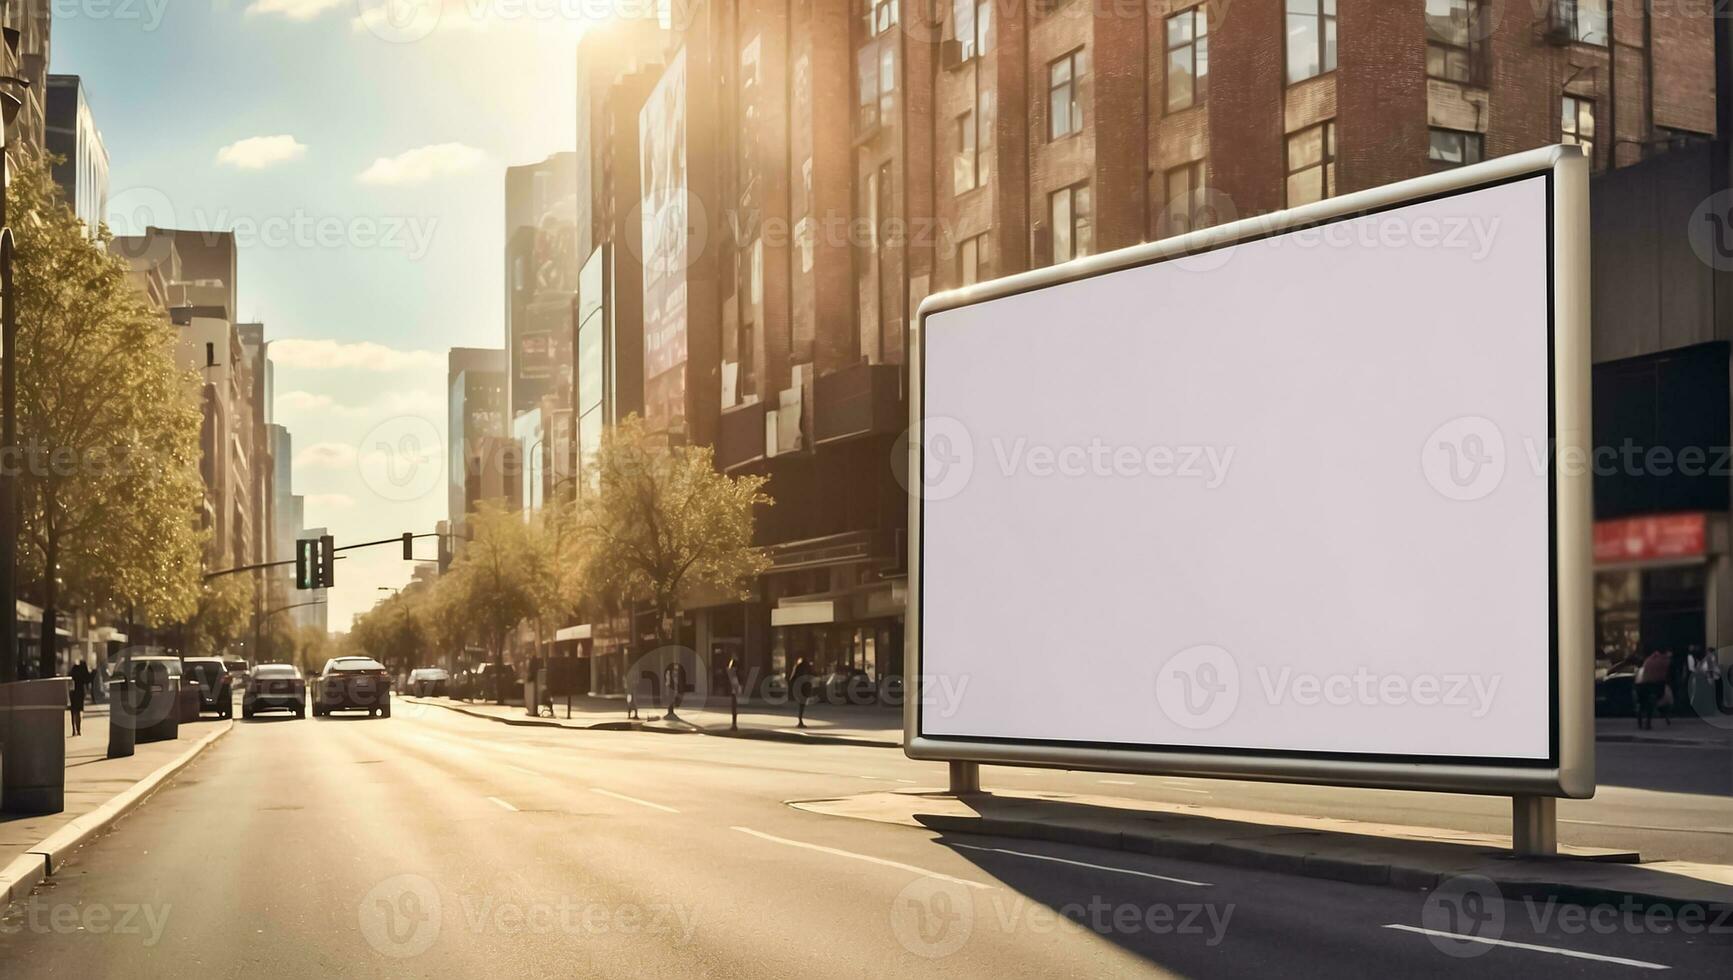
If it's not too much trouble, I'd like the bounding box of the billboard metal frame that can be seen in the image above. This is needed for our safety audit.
[905,145,1593,800]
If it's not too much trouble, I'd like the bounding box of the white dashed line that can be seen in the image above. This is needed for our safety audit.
[591,788,680,813]
[730,826,993,889]
[487,797,518,812]
[948,842,1211,887]
[1382,925,1669,970]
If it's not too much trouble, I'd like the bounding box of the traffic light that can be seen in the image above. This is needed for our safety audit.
[402,532,415,561]
[318,534,336,588]
[295,539,316,590]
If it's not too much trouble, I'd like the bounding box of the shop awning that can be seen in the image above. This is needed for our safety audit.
[771,600,836,627]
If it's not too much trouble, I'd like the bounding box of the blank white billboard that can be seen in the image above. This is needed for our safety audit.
[917,169,1574,770]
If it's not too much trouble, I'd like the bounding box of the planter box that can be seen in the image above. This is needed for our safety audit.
[0,678,72,814]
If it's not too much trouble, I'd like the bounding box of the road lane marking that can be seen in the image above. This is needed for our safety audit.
[894,778,916,784]
[730,827,993,890]
[948,843,1211,887]
[1381,925,1669,970]
[487,797,518,812]
[592,788,680,813]
[1097,779,1136,786]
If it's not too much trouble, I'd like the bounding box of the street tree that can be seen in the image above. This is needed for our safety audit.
[575,415,771,648]
[183,574,252,658]
[444,500,545,664]
[10,157,206,675]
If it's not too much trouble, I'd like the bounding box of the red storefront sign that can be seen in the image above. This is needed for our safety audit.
[1593,513,1708,564]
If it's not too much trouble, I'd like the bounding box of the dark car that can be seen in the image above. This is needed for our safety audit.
[183,657,235,719]
[313,657,392,717]
[243,663,306,719]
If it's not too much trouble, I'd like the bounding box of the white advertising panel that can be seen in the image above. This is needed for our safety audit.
[908,148,1593,796]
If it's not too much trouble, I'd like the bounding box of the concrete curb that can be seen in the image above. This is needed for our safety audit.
[405,697,900,747]
[0,720,233,904]
[795,797,1731,915]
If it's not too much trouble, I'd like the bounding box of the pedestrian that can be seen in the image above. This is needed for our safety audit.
[790,657,815,729]
[727,656,741,732]
[67,658,91,737]
[1635,648,1671,730]
[663,661,686,719]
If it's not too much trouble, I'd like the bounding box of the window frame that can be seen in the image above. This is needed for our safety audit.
[954,109,980,195]
[1284,120,1337,207]
[960,232,990,287]
[1285,0,1338,86]
[1561,94,1596,162]
[1425,0,1489,86]
[1160,159,1209,238]
[1427,127,1485,168]
[954,0,992,62]
[1049,182,1093,264]
[1164,6,1210,113]
[1554,0,1609,47]
[1047,48,1087,142]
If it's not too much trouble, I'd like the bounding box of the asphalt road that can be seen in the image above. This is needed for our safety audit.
[0,704,1727,978]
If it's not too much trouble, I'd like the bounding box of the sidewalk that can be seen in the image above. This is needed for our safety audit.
[794,789,1733,913]
[1595,713,1733,748]
[405,694,901,746]
[1,704,231,904]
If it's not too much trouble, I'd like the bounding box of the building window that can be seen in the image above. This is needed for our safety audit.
[1165,7,1209,112]
[1286,0,1337,85]
[880,44,897,120]
[1161,160,1208,237]
[954,110,979,194]
[1426,0,1488,85]
[955,0,992,61]
[1286,121,1336,206]
[1554,0,1608,46]
[1562,95,1595,161]
[960,233,990,286]
[857,47,879,130]
[1050,183,1093,263]
[1048,48,1087,140]
[1428,128,1484,167]
[865,0,897,37]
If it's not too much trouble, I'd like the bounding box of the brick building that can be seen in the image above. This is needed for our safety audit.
[560,0,1727,698]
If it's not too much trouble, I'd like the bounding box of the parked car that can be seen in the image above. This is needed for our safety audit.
[182,657,235,719]
[243,663,306,719]
[313,656,392,717]
[407,667,450,696]
[108,656,196,736]
[223,657,249,684]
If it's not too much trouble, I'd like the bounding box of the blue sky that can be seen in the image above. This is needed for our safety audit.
[55,2,600,631]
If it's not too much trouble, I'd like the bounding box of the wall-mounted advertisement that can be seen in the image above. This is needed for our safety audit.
[907,147,1594,798]
[641,46,690,431]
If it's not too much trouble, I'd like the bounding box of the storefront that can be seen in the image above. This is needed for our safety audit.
[1593,512,1711,673]
[769,583,904,703]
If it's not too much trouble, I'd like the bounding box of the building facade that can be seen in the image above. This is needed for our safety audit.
[447,347,509,531]
[550,1,1727,699]
[44,74,108,234]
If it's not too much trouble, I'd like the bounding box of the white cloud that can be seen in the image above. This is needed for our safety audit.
[303,493,356,511]
[270,339,442,373]
[215,134,308,170]
[277,387,444,420]
[356,143,486,186]
[245,0,345,20]
[276,390,336,414]
[294,443,358,470]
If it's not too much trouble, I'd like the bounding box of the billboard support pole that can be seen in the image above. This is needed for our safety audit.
[947,761,981,797]
[1511,796,1557,857]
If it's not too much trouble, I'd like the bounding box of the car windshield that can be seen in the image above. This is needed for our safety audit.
[253,666,298,679]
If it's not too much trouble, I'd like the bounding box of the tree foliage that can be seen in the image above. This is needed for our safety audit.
[574,415,770,644]
[9,156,205,672]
